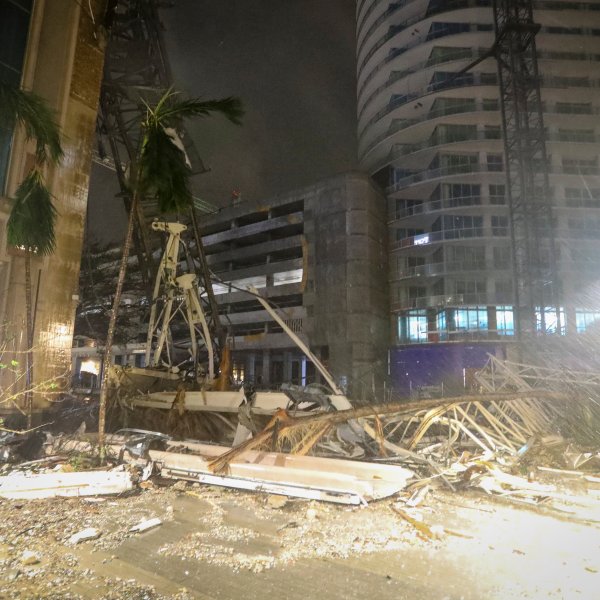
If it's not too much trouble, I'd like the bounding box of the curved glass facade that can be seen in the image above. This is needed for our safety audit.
[357,0,600,343]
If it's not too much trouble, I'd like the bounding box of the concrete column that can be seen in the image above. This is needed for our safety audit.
[261,350,270,386]
[283,351,293,383]
[245,352,255,383]
[565,304,577,336]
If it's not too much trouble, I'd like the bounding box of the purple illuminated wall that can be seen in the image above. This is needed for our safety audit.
[390,343,509,395]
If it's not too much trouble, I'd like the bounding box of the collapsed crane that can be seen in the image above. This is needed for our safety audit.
[493,0,561,339]
[449,0,561,342]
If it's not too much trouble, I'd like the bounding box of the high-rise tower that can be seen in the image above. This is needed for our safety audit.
[357,0,600,391]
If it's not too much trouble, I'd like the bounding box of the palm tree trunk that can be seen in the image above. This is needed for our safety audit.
[25,253,34,428]
[97,191,139,455]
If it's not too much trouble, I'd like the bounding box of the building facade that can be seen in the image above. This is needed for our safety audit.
[72,172,390,399]
[1,0,107,412]
[357,0,600,391]
[199,172,389,396]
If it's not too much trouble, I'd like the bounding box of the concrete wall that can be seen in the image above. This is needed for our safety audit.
[304,172,389,393]
[0,0,107,410]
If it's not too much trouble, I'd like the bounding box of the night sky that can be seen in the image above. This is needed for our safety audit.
[87,0,358,244]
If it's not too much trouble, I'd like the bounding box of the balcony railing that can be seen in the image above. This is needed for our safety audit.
[390,194,488,221]
[391,259,496,281]
[358,0,600,97]
[391,227,493,251]
[358,1,493,83]
[361,99,500,158]
[359,48,493,120]
[386,163,600,195]
[387,162,494,192]
[392,293,496,310]
[360,44,600,122]
[360,74,600,143]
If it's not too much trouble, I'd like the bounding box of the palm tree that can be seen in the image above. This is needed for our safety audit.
[0,82,63,426]
[97,89,243,452]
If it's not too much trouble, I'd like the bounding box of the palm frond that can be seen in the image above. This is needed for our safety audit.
[145,89,244,127]
[0,82,63,165]
[137,89,244,213]
[139,125,194,213]
[6,170,57,255]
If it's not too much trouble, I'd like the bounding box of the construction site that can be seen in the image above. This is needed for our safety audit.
[1,0,600,598]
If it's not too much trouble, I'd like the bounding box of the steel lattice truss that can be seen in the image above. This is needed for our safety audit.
[96,0,225,363]
[476,354,600,394]
[493,0,561,338]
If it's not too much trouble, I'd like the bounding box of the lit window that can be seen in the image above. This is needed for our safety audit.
[398,310,428,343]
[274,269,303,286]
[455,306,488,331]
[496,306,514,336]
[575,310,600,333]
[536,307,565,334]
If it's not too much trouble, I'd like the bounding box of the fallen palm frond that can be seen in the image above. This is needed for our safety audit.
[208,391,568,473]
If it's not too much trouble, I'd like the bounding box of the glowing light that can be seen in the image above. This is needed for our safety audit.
[80,358,100,375]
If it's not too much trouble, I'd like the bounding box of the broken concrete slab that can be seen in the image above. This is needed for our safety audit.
[0,470,134,499]
[111,441,414,504]
[68,528,101,544]
[129,518,162,533]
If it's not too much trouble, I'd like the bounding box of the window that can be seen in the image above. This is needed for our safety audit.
[489,184,506,204]
[575,310,600,333]
[485,126,502,140]
[274,269,303,286]
[431,124,476,145]
[493,246,511,268]
[454,306,489,332]
[430,97,475,118]
[447,245,485,268]
[495,280,513,302]
[396,227,424,240]
[443,183,481,204]
[398,310,428,343]
[454,280,486,297]
[408,255,426,268]
[438,154,477,175]
[436,309,447,340]
[568,218,600,239]
[441,215,483,239]
[492,216,509,236]
[429,71,473,92]
[562,157,598,174]
[395,198,424,218]
[391,167,413,185]
[427,47,472,67]
[427,22,470,41]
[556,102,591,115]
[487,153,503,171]
[536,307,565,334]
[0,0,32,84]
[441,153,477,168]
[408,286,426,300]
[482,98,499,111]
[547,26,582,34]
[0,0,33,192]
[557,129,595,143]
[565,187,600,208]
[480,72,498,85]
[496,306,514,336]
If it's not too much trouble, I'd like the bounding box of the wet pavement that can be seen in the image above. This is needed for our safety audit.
[1,481,599,599]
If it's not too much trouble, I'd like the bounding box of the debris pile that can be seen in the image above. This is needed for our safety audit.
[0,366,599,597]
